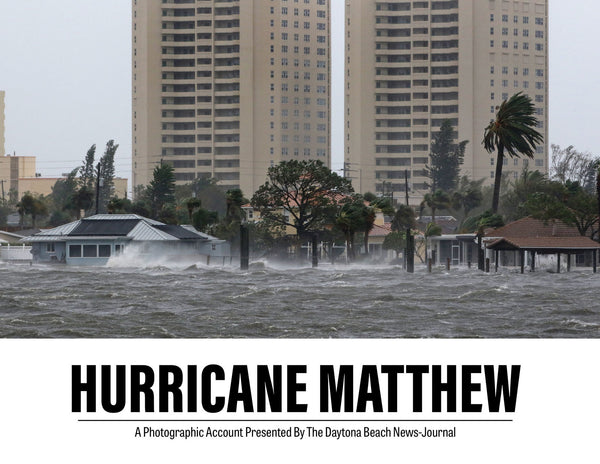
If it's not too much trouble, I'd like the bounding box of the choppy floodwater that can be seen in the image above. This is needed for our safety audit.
[1,259,599,338]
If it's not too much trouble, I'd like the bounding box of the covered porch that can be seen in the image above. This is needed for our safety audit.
[486,237,600,274]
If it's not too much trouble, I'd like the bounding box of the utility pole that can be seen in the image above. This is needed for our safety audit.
[0,179,5,204]
[405,169,414,273]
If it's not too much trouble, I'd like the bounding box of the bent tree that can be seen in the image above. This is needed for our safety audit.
[483,92,543,214]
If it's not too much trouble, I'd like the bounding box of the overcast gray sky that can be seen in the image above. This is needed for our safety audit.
[0,0,598,184]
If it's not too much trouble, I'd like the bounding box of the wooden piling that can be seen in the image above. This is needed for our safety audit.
[520,250,525,274]
[406,231,414,273]
[240,224,249,270]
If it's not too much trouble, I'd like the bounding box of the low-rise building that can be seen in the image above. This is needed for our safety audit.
[21,214,230,266]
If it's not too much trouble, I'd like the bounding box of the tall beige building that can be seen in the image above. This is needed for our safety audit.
[345,0,548,204]
[132,0,331,198]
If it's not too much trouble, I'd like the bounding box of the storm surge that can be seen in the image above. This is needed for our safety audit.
[0,262,598,338]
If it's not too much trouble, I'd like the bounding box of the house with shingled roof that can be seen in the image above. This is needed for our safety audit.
[20,214,230,265]
[484,217,600,273]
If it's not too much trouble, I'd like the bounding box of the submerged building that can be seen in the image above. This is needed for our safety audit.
[344,0,548,204]
[22,214,229,265]
[132,0,331,198]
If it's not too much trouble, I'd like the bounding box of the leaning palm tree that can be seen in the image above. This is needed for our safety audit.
[483,92,544,213]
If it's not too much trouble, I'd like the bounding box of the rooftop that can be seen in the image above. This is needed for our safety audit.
[21,214,222,243]
[485,216,581,239]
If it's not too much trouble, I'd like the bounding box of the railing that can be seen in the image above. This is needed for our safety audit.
[0,244,32,261]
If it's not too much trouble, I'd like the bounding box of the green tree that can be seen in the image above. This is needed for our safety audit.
[526,180,598,238]
[107,197,133,214]
[501,168,548,221]
[80,144,96,191]
[147,162,176,219]
[17,193,48,228]
[225,188,247,222]
[452,176,484,229]
[421,189,451,224]
[251,160,353,242]
[483,92,543,214]
[361,204,377,256]
[382,231,406,259]
[550,144,599,192]
[426,119,468,192]
[334,195,368,261]
[192,208,218,232]
[50,168,80,220]
[185,197,202,223]
[98,140,118,212]
[175,177,227,217]
[211,188,249,245]
[391,204,416,232]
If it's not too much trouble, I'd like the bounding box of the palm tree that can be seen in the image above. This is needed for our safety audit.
[421,189,451,224]
[483,92,544,213]
[185,197,202,223]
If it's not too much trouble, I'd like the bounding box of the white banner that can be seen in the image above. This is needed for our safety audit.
[0,339,597,462]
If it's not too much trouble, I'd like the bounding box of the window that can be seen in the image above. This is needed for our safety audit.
[83,245,97,258]
[69,245,81,258]
[99,245,111,258]
[46,243,55,253]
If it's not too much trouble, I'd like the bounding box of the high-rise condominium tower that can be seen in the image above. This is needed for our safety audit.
[132,0,331,198]
[345,0,548,204]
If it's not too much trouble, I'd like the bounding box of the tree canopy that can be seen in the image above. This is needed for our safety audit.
[251,160,354,239]
[483,92,543,213]
[426,119,468,192]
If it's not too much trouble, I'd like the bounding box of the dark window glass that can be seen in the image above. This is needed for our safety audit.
[83,245,97,258]
[99,245,111,258]
[69,245,81,258]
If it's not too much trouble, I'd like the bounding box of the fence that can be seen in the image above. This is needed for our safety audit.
[0,244,32,261]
